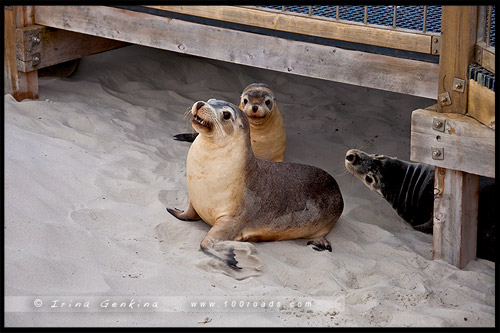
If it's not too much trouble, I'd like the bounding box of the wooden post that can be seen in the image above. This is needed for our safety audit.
[433,6,480,268]
[433,168,479,268]
[437,6,478,114]
[4,6,38,101]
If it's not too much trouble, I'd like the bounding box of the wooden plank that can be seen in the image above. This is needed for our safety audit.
[410,108,495,178]
[475,42,495,74]
[481,46,495,73]
[15,25,127,72]
[147,5,436,54]
[34,5,439,99]
[425,104,438,111]
[4,6,38,101]
[433,167,479,268]
[467,79,495,129]
[437,6,478,114]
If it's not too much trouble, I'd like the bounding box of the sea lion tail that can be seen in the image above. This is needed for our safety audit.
[173,133,198,142]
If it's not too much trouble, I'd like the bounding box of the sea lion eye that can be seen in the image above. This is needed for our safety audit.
[223,111,231,120]
[265,100,271,107]
[243,99,248,105]
[365,175,373,184]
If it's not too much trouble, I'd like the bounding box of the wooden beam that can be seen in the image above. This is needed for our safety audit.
[437,6,478,114]
[4,6,38,101]
[147,5,436,54]
[467,80,495,129]
[433,168,479,268]
[410,108,495,178]
[474,42,495,74]
[431,7,483,269]
[33,5,439,99]
[15,25,127,72]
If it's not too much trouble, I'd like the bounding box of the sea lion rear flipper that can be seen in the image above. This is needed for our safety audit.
[200,217,242,269]
[307,237,332,252]
[166,201,201,221]
[173,133,198,142]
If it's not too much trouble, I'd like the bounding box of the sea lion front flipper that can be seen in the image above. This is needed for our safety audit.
[307,237,332,252]
[200,217,242,269]
[166,201,201,221]
[173,133,198,142]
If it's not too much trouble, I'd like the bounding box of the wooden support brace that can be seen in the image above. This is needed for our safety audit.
[4,6,38,101]
[33,5,439,99]
[433,168,479,268]
[15,25,127,72]
[410,109,495,178]
[411,108,494,268]
[467,80,495,130]
[437,6,478,114]
[421,6,485,269]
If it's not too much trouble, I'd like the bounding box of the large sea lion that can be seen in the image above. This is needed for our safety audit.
[344,148,495,262]
[167,99,343,268]
[173,83,286,162]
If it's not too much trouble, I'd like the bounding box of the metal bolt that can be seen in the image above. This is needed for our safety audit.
[32,36,40,43]
[433,49,438,54]
[439,95,448,103]
[432,150,441,158]
[434,119,443,129]
[433,37,438,43]
[454,82,463,90]
[33,55,40,62]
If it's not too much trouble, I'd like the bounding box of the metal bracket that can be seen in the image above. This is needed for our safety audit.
[431,147,444,160]
[30,33,41,47]
[452,78,465,93]
[432,118,446,132]
[32,53,41,66]
[438,92,451,106]
[431,36,440,55]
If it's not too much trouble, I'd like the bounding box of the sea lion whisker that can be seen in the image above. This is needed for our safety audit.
[359,140,374,152]
[335,169,351,178]
[214,118,226,138]
[183,106,193,120]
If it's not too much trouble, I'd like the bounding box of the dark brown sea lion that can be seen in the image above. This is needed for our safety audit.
[345,148,496,262]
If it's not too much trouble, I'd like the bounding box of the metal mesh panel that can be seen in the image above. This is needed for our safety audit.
[260,6,494,47]
[261,5,442,32]
[489,6,495,47]
[468,63,495,92]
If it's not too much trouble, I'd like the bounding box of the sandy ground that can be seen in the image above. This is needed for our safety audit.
[4,45,495,327]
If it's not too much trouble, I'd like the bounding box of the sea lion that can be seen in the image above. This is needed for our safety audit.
[344,148,496,262]
[173,83,286,162]
[167,99,343,268]
[239,83,286,162]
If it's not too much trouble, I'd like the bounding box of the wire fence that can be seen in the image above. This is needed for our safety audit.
[261,5,495,47]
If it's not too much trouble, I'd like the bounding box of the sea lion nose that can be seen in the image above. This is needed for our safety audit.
[346,153,358,164]
[252,105,258,113]
[196,101,205,111]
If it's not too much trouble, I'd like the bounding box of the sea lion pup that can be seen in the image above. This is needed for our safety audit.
[344,148,496,262]
[238,83,286,162]
[173,83,286,162]
[167,99,343,269]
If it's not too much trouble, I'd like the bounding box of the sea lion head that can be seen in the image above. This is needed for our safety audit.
[190,99,249,139]
[239,83,276,122]
[344,148,405,197]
